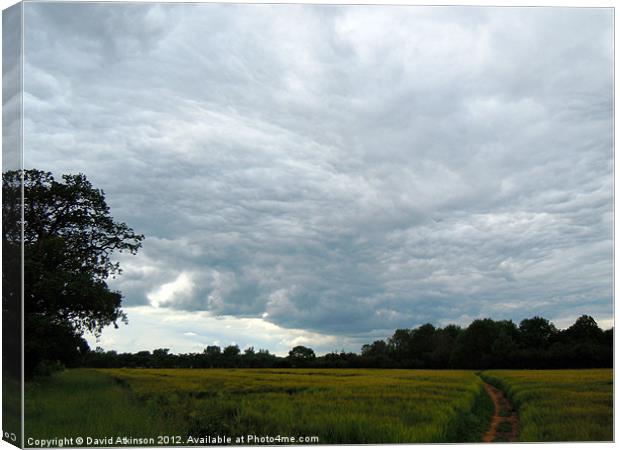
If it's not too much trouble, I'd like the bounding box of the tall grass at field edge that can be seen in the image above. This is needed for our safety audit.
[25,369,184,441]
[444,383,494,442]
[481,369,612,442]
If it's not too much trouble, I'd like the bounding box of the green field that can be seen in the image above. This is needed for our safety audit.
[26,368,490,444]
[24,368,612,445]
[482,369,613,442]
[24,370,182,444]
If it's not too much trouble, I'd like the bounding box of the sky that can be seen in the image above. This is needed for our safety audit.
[19,3,613,355]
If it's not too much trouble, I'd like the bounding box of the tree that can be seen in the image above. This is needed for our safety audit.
[2,169,22,379]
[223,344,241,356]
[152,348,172,368]
[202,345,222,368]
[562,315,604,343]
[204,345,221,356]
[518,316,557,349]
[361,340,388,357]
[451,319,517,369]
[388,328,413,362]
[408,323,437,367]
[2,169,144,377]
[288,345,316,365]
[429,325,462,368]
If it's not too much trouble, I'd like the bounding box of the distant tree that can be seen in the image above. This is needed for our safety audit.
[134,351,151,367]
[491,330,518,368]
[452,319,517,369]
[562,315,604,343]
[254,349,278,368]
[409,323,437,367]
[78,315,612,370]
[204,345,221,356]
[3,169,144,378]
[321,351,360,368]
[518,316,558,349]
[223,344,241,356]
[152,348,172,368]
[429,325,462,368]
[288,345,316,365]
[361,340,388,357]
[388,329,413,364]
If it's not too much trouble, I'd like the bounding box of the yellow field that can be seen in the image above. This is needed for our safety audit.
[100,368,489,443]
[482,369,613,442]
[25,368,613,445]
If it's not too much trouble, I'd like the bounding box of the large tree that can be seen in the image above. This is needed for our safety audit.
[2,169,144,377]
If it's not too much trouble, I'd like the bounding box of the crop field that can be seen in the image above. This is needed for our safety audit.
[24,368,613,445]
[26,368,490,444]
[24,369,180,443]
[482,369,613,442]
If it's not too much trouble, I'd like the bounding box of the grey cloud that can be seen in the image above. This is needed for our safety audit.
[2,3,22,170]
[20,4,613,347]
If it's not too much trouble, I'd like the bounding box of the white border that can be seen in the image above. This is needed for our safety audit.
[0,1,616,450]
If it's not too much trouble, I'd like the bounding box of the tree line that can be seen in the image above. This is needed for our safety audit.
[83,315,612,371]
[3,171,612,378]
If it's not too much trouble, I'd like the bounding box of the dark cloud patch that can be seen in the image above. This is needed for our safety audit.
[22,4,613,345]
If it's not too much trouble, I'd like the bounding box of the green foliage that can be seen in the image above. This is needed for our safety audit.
[519,316,557,348]
[3,374,22,446]
[482,369,612,442]
[444,383,494,443]
[33,360,65,378]
[563,314,604,342]
[204,345,221,356]
[287,345,316,365]
[223,344,241,357]
[2,170,144,378]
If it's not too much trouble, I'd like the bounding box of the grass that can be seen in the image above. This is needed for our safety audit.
[496,419,513,434]
[101,368,489,444]
[3,374,22,446]
[482,369,613,442]
[26,368,489,445]
[24,369,183,443]
[24,368,613,445]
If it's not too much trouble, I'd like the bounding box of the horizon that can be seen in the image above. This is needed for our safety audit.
[87,313,613,358]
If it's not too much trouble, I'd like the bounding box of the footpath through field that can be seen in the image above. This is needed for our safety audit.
[482,381,518,442]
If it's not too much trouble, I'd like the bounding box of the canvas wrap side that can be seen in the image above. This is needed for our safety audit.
[2,2,24,448]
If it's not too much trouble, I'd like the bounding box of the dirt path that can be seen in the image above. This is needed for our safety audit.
[482,382,519,442]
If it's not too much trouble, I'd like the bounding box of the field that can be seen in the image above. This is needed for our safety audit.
[482,369,613,442]
[26,368,490,444]
[24,370,181,443]
[3,375,22,446]
[24,368,613,445]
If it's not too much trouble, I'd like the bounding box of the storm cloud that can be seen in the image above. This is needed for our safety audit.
[21,3,613,352]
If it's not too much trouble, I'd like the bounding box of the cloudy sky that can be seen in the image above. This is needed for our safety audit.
[20,3,613,355]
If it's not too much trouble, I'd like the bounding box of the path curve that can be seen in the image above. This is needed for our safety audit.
[482,382,519,442]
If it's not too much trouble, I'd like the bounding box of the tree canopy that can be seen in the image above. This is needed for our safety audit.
[287,345,316,366]
[2,169,144,377]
